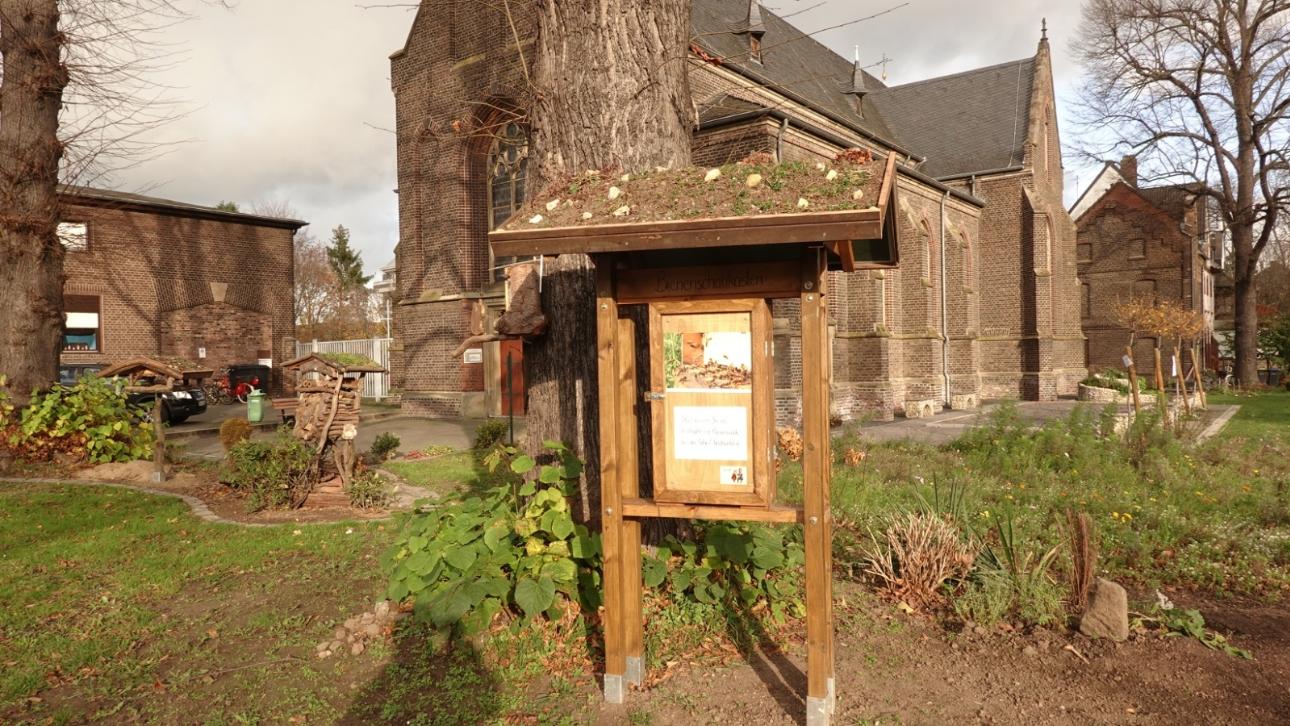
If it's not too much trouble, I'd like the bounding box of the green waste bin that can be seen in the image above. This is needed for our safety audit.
[246,389,266,423]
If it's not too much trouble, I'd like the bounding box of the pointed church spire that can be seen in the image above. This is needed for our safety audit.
[1041,17,1048,41]
[850,46,867,97]
[747,0,766,36]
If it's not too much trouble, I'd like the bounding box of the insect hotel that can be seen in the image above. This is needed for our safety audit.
[97,356,212,483]
[281,353,386,500]
[487,153,902,726]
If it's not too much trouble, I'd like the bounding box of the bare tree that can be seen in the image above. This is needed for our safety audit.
[0,0,218,405]
[251,201,337,341]
[1074,0,1290,386]
[522,0,694,521]
[0,1,70,406]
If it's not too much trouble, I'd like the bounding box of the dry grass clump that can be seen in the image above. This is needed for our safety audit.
[776,426,803,462]
[864,512,976,610]
[219,418,252,452]
[1066,509,1098,614]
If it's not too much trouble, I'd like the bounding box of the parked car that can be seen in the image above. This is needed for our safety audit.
[58,363,206,424]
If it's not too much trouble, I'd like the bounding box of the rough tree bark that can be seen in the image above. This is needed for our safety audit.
[0,0,69,405]
[525,0,693,522]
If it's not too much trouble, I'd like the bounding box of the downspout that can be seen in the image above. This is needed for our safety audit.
[775,118,789,162]
[939,191,952,406]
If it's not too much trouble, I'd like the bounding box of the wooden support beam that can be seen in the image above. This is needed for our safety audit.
[616,317,644,687]
[594,259,627,704]
[621,498,804,524]
[800,248,835,724]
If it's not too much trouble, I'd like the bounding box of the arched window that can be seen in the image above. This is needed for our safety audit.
[488,123,529,231]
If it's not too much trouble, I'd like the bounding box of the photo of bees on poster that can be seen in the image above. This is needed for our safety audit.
[662,313,753,391]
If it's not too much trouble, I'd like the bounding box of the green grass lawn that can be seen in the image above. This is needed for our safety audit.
[384,450,488,500]
[0,484,395,723]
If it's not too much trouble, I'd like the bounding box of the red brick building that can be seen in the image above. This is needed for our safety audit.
[58,187,305,391]
[1071,157,1223,372]
[388,0,1085,420]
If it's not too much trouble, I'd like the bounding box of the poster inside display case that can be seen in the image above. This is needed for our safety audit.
[650,299,773,506]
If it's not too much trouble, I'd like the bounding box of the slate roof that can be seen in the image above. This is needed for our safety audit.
[60,185,308,229]
[866,58,1036,179]
[690,1,1042,180]
[691,0,896,144]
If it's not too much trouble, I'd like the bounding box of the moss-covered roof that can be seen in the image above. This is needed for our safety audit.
[500,154,884,231]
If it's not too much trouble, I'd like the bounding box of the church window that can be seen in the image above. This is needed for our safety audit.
[487,122,529,278]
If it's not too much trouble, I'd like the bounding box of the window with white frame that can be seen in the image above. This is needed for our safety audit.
[58,222,88,251]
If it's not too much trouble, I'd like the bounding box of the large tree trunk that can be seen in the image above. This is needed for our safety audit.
[1232,223,1260,387]
[0,0,68,406]
[525,0,693,522]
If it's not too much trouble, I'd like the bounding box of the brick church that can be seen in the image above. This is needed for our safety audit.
[387,0,1086,420]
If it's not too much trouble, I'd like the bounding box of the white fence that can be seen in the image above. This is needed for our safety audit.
[295,337,392,400]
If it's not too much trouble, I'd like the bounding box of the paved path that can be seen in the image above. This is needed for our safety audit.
[173,415,495,460]
[854,400,1240,445]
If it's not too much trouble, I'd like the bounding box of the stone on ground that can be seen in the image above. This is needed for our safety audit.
[1079,577,1129,641]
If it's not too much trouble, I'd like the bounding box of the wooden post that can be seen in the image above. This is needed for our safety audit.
[800,248,834,725]
[152,394,165,484]
[594,260,627,704]
[616,316,644,687]
[1191,343,1207,408]
[1124,346,1142,414]
[1173,345,1192,416]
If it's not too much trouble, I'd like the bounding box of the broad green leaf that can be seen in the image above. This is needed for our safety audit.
[541,558,578,583]
[542,439,567,451]
[549,512,575,540]
[643,558,667,588]
[752,547,784,570]
[515,576,555,618]
[538,465,563,484]
[445,547,478,571]
[483,524,509,553]
[428,588,472,626]
[511,454,536,474]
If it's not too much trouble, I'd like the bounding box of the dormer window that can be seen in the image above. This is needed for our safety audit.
[749,34,763,63]
[745,0,765,64]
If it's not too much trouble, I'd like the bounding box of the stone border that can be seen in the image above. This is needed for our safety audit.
[0,476,417,528]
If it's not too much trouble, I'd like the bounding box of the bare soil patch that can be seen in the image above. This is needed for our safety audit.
[588,583,1289,725]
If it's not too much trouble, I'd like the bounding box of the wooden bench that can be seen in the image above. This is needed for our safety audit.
[270,397,298,425]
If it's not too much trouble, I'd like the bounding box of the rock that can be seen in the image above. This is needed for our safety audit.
[360,612,375,624]
[620,173,631,183]
[316,641,330,653]
[351,641,365,655]
[333,626,348,641]
[1080,578,1130,642]
[825,169,838,181]
[545,199,560,211]
[317,650,332,659]
[745,173,763,188]
[580,212,593,220]
[374,601,391,618]
[973,625,988,636]
[1022,645,1038,658]
[344,617,359,630]
[362,622,382,638]
[527,214,543,224]
[330,640,344,652]
[612,205,631,217]
[852,189,864,201]
[704,168,721,182]
[796,197,810,209]
[607,186,622,201]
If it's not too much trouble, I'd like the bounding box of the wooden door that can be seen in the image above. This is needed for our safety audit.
[499,339,526,416]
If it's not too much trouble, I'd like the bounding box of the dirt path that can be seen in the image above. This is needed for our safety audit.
[602,586,1288,725]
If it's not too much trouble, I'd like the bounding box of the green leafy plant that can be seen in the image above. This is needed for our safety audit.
[642,522,807,622]
[5,376,153,463]
[369,431,401,462]
[961,510,1066,626]
[1133,599,1252,659]
[348,470,394,509]
[221,429,315,511]
[383,440,600,635]
[472,419,510,453]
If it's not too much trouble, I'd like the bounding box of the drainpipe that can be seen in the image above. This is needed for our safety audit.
[939,191,952,407]
[775,118,789,162]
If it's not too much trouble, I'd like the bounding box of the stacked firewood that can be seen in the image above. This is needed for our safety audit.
[293,378,363,446]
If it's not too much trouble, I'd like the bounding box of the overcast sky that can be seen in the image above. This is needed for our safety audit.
[104,0,1096,278]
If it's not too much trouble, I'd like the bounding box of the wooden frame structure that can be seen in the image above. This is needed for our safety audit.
[282,353,387,495]
[98,357,212,484]
[489,159,900,726]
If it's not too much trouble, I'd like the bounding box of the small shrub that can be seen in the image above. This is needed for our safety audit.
[4,376,153,463]
[368,431,401,462]
[219,418,253,452]
[222,429,315,511]
[967,511,1067,626]
[863,512,976,610]
[472,419,510,452]
[348,470,394,509]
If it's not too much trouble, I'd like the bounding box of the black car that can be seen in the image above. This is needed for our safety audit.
[59,364,207,425]
[127,386,207,425]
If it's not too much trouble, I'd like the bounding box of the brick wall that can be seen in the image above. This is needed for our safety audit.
[59,196,297,393]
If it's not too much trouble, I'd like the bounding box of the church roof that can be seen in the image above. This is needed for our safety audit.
[691,0,896,144]
[690,1,1042,180]
[866,58,1036,179]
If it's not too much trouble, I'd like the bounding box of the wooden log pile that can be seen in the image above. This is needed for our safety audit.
[293,379,363,446]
